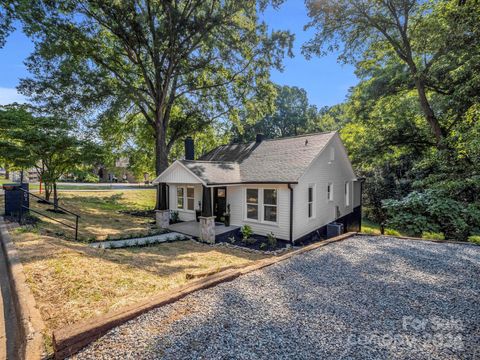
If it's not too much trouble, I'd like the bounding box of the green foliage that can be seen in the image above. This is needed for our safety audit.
[0,104,104,204]
[267,232,277,248]
[383,190,479,241]
[468,236,480,245]
[241,225,253,241]
[15,0,293,174]
[170,211,179,224]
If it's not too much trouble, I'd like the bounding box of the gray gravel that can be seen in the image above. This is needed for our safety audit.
[72,236,480,360]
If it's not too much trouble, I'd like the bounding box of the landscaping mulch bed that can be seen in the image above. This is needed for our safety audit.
[216,233,291,252]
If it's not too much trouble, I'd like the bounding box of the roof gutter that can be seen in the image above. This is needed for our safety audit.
[288,183,294,244]
[206,181,298,186]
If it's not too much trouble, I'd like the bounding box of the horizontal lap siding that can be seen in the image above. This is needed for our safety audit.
[293,137,356,240]
[228,184,290,240]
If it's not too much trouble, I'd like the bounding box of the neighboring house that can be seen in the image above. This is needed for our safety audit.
[153,132,363,244]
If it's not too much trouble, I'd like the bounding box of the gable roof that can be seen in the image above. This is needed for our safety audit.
[154,131,339,185]
[179,160,241,184]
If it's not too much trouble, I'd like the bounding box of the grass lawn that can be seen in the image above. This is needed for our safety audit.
[28,190,158,241]
[8,189,267,350]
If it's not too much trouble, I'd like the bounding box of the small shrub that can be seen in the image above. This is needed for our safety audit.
[228,236,236,244]
[267,232,277,248]
[259,243,267,250]
[468,235,480,245]
[170,211,179,223]
[422,232,445,240]
[241,225,253,241]
[384,228,401,236]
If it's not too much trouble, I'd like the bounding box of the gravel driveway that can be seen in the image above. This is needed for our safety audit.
[72,236,480,360]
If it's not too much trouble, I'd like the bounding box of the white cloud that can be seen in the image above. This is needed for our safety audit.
[0,87,27,105]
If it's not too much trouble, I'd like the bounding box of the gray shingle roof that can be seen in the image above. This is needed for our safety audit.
[187,131,337,184]
[179,160,241,184]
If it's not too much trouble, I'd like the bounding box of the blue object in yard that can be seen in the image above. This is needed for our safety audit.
[326,222,344,239]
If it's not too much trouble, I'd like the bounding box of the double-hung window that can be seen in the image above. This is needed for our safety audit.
[186,186,195,211]
[263,189,277,223]
[177,186,195,211]
[327,183,333,201]
[246,189,259,220]
[308,185,315,218]
[177,187,184,209]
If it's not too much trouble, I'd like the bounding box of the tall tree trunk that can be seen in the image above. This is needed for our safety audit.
[413,78,444,145]
[154,125,169,176]
[5,168,9,179]
[44,183,51,201]
[154,122,169,210]
[53,182,58,211]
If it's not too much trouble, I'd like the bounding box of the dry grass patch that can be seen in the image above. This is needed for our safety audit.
[29,190,156,241]
[11,231,265,333]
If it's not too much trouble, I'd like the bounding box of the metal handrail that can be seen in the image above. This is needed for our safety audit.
[18,188,80,241]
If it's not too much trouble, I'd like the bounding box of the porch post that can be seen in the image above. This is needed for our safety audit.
[155,182,169,229]
[201,186,212,217]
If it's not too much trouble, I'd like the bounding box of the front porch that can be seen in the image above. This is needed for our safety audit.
[167,220,240,240]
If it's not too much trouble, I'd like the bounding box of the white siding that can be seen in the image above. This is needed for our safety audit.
[168,183,202,222]
[227,184,291,240]
[293,135,356,240]
[157,162,202,184]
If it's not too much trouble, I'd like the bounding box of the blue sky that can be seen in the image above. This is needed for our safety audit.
[0,0,358,108]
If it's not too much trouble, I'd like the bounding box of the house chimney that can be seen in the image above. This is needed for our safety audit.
[256,133,264,143]
[185,136,194,160]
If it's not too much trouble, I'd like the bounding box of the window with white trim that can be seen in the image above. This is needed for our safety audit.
[327,182,333,201]
[246,189,259,220]
[177,187,184,209]
[345,182,350,206]
[308,185,315,218]
[186,186,195,210]
[263,189,277,222]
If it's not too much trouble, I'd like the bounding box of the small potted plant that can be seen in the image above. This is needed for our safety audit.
[195,201,202,222]
[223,204,231,226]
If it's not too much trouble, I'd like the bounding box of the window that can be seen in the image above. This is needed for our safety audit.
[186,186,195,210]
[345,182,350,206]
[263,189,277,222]
[246,189,259,220]
[327,183,333,201]
[177,187,184,209]
[308,185,315,218]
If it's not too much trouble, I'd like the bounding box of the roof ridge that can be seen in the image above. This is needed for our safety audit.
[181,159,238,164]
[214,130,337,147]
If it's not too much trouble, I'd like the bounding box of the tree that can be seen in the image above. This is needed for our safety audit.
[14,0,293,175]
[0,1,14,48]
[303,0,480,146]
[0,104,102,209]
[232,84,319,141]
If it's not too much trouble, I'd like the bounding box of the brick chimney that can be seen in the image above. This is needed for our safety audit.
[185,136,194,160]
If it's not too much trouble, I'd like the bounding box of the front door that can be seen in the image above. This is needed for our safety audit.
[213,187,227,220]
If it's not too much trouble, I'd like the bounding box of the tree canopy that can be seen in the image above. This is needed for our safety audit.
[13,0,293,175]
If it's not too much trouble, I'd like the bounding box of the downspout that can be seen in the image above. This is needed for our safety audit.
[288,183,294,245]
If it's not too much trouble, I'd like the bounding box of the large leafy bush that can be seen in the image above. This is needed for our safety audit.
[383,190,480,241]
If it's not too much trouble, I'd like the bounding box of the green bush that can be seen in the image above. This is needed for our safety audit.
[383,190,479,241]
[468,236,480,245]
[267,232,277,248]
[422,232,445,240]
[241,225,253,241]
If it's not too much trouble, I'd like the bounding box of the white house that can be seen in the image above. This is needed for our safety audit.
[153,131,362,244]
